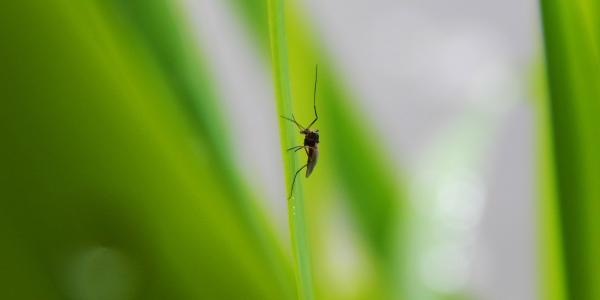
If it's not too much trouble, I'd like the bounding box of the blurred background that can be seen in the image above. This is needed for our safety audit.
[1,0,598,300]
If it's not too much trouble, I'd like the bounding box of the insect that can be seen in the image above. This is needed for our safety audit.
[281,65,320,199]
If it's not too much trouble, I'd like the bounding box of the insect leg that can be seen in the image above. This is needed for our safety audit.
[289,164,308,199]
[300,145,317,154]
[280,114,305,131]
[307,64,319,129]
[287,145,305,152]
[288,145,315,153]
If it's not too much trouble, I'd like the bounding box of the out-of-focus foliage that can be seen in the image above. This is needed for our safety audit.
[533,61,567,300]
[0,0,405,298]
[0,1,293,299]
[540,0,600,299]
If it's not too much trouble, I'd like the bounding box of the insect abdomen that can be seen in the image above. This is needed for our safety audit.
[306,147,318,177]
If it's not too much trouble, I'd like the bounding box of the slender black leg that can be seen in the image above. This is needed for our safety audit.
[287,145,315,153]
[296,146,315,153]
[287,145,304,152]
[289,164,308,199]
[300,145,317,154]
[280,114,305,131]
[307,64,319,129]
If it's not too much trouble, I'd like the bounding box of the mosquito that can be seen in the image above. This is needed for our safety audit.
[281,65,320,199]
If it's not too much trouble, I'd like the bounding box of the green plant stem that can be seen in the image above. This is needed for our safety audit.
[267,0,314,299]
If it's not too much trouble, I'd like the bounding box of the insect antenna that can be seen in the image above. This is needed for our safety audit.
[306,64,319,129]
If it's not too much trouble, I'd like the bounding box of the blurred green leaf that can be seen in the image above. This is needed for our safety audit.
[0,1,293,299]
[540,0,600,299]
[94,0,296,297]
[533,60,567,300]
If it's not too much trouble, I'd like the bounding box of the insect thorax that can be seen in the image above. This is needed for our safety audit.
[303,130,319,146]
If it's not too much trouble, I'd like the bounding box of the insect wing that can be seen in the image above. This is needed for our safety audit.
[305,147,318,177]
